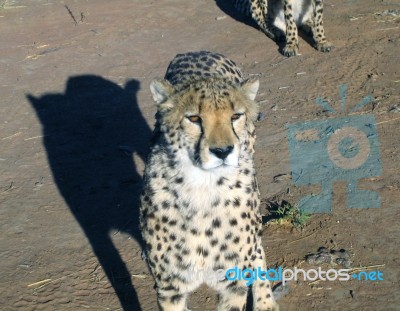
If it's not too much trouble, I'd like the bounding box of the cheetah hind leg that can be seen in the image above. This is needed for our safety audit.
[308,0,333,52]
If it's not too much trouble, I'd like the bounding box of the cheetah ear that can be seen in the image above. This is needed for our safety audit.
[150,79,175,104]
[241,78,259,101]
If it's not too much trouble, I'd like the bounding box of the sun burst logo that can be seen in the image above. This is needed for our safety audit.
[286,84,382,213]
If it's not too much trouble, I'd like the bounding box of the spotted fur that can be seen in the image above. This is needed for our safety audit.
[233,0,333,56]
[140,51,279,311]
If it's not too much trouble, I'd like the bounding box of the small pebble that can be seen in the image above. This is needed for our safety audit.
[215,15,226,21]
[388,105,400,113]
[257,112,266,122]
[272,283,290,301]
[305,247,352,268]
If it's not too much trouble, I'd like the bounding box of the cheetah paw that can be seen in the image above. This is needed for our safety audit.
[254,303,280,311]
[282,44,299,57]
[316,41,333,53]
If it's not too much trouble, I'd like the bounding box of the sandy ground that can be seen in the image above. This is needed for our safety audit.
[1,0,399,310]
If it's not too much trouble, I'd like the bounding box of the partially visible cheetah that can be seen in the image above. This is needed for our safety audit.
[140,51,279,311]
[233,0,333,56]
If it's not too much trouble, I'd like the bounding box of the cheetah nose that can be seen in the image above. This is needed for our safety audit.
[210,146,234,160]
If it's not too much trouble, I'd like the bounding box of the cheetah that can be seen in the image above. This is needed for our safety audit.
[232,0,333,57]
[140,51,279,311]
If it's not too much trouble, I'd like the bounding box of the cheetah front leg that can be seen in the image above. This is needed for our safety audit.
[252,246,279,311]
[156,287,188,311]
[217,281,248,311]
[250,0,276,40]
[310,0,333,52]
[282,0,299,57]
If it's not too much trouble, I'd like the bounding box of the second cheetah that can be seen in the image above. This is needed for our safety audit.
[233,0,333,56]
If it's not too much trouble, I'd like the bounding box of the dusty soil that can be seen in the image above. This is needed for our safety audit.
[1,0,399,310]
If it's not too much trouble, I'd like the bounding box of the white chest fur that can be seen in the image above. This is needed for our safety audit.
[270,0,314,31]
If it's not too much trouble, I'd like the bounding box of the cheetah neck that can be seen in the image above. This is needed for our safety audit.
[170,149,255,214]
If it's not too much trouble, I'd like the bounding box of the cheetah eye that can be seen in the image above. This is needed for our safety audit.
[187,115,201,123]
[231,113,243,121]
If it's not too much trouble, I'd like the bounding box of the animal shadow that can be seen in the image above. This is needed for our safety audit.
[27,75,152,310]
[215,0,257,29]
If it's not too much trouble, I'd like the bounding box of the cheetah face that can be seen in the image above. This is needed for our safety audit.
[150,78,259,170]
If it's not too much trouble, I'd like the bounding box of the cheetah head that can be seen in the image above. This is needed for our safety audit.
[150,78,259,170]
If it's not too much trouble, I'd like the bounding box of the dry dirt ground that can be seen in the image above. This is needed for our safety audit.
[1,0,399,310]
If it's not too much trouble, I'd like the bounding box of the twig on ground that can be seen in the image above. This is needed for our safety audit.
[64,5,78,25]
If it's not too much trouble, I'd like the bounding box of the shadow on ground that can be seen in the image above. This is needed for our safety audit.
[27,75,152,311]
[215,0,257,29]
